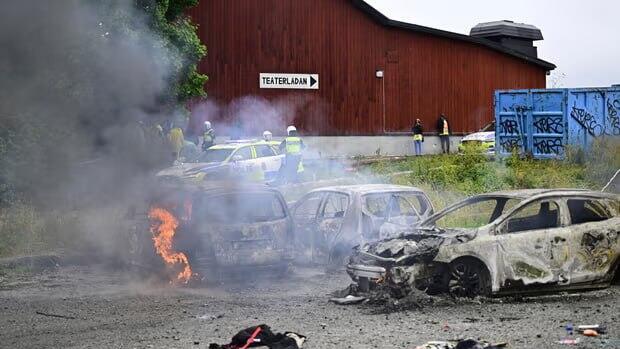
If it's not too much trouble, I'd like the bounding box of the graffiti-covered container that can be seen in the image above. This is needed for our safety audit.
[495,87,620,158]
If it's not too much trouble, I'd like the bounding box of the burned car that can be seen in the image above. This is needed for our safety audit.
[129,180,293,282]
[291,184,433,265]
[347,189,620,297]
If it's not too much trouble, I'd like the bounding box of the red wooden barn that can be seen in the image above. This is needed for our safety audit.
[188,0,555,136]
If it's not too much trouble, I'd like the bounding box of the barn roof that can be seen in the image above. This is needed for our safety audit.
[352,0,556,70]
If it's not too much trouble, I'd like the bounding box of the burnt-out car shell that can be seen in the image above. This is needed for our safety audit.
[347,189,620,296]
[291,184,433,265]
[132,179,293,279]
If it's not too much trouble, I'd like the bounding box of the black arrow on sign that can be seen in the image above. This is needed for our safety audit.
[310,76,317,87]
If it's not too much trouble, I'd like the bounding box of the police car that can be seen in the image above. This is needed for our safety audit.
[157,139,284,181]
[458,121,495,155]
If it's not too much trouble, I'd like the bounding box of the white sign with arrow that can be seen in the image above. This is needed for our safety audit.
[259,73,319,90]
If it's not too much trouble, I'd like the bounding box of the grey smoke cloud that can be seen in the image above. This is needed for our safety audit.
[0,0,175,207]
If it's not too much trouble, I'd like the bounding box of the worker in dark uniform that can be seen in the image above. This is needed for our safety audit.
[437,113,451,154]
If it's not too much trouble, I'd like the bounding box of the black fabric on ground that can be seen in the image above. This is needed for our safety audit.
[209,325,306,349]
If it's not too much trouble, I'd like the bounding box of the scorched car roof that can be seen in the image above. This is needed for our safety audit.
[308,184,426,196]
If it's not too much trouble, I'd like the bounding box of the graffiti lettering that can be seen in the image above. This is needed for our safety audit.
[606,99,620,136]
[533,116,563,134]
[500,119,519,134]
[570,106,604,136]
[533,138,564,155]
[607,99,619,117]
[499,138,522,152]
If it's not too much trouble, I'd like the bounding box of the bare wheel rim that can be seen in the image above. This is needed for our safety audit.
[449,262,483,297]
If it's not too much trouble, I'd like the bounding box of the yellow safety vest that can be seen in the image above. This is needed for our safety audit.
[285,137,302,154]
[441,120,449,136]
[203,129,214,143]
[168,128,185,156]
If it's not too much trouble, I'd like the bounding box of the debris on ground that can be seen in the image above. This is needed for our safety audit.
[414,339,507,349]
[577,324,606,334]
[557,338,580,345]
[581,329,598,337]
[35,311,76,320]
[329,294,366,305]
[332,281,452,313]
[208,324,306,349]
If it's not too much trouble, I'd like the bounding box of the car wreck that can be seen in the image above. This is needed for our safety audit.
[347,189,620,297]
[291,184,434,266]
[129,179,293,282]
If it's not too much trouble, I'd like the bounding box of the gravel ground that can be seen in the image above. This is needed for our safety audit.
[1,265,619,349]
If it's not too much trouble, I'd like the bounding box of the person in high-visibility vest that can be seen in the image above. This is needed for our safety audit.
[279,125,305,184]
[437,114,451,154]
[168,126,185,161]
[412,118,424,156]
[202,121,215,151]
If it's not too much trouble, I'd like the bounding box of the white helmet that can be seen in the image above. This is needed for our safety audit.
[286,125,297,135]
[263,130,273,141]
[204,121,212,129]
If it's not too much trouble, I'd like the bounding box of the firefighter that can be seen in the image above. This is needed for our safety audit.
[202,121,215,151]
[279,125,305,183]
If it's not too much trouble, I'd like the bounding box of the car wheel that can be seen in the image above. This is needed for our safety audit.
[447,259,491,298]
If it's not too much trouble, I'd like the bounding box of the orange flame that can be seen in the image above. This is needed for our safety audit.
[148,207,192,283]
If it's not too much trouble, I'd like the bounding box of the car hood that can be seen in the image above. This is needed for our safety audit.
[461,131,495,142]
[352,228,476,266]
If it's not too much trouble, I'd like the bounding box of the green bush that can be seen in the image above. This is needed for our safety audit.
[369,145,599,211]
[584,137,620,187]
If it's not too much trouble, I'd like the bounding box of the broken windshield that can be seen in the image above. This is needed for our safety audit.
[196,192,286,223]
[423,197,520,229]
[195,148,234,163]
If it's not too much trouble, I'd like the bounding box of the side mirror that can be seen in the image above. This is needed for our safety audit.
[232,155,244,162]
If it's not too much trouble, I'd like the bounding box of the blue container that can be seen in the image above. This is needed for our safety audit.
[495,87,620,158]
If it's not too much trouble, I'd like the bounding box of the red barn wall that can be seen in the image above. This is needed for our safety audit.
[188,0,547,136]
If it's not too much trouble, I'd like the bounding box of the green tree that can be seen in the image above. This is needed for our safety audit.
[120,0,208,102]
[147,0,208,101]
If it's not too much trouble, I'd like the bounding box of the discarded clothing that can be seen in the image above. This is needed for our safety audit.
[209,324,306,349]
[415,339,506,349]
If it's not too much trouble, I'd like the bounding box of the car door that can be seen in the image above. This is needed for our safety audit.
[230,146,256,176]
[316,192,350,264]
[564,197,620,285]
[291,192,324,263]
[495,199,571,289]
[253,144,282,178]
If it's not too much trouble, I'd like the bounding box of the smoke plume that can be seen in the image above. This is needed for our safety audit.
[0,0,188,259]
[0,0,177,206]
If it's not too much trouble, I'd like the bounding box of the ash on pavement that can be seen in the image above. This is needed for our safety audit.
[1,266,618,349]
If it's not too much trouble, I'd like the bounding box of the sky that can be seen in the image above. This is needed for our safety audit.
[365,0,620,88]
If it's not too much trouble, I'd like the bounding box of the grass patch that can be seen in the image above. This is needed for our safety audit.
[366,144,607,211]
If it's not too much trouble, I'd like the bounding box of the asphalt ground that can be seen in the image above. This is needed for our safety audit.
[1,265,618,349]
